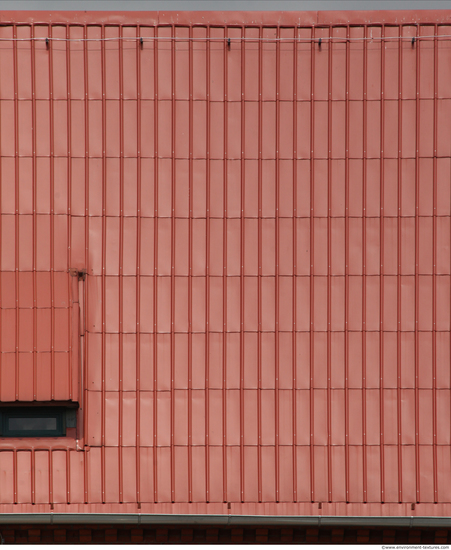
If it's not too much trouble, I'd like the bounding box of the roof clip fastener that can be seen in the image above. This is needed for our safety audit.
[318,37,322,48]
[45,37,49,49]
[140,37,143,49]
[412,36,415,46]
[227,37,231,50]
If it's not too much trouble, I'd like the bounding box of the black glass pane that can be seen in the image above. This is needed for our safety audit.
[8,417,58,432]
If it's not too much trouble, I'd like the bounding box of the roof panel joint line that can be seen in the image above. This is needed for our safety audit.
[3,34,451,43]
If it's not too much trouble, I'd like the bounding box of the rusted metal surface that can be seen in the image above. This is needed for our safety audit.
[0,10,449,516]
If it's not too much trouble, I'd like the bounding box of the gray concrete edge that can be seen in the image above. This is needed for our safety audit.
[0,514,448,527]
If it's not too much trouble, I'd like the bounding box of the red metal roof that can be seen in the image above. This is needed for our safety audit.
[0,10,449,518]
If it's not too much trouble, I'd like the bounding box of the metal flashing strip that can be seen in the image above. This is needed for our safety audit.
[0,514,449,527]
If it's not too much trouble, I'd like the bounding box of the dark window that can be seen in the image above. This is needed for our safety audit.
[0,407,75,437]
[8,416,58,432]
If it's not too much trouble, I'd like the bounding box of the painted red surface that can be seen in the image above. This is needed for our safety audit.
[0,10,449,516]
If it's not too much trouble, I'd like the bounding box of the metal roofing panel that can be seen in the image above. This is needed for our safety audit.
[0,10,449,519]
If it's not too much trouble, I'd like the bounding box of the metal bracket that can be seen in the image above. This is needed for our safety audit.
[69,268,87,281]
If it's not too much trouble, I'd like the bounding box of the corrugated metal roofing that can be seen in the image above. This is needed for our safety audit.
[0,10,450,517]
